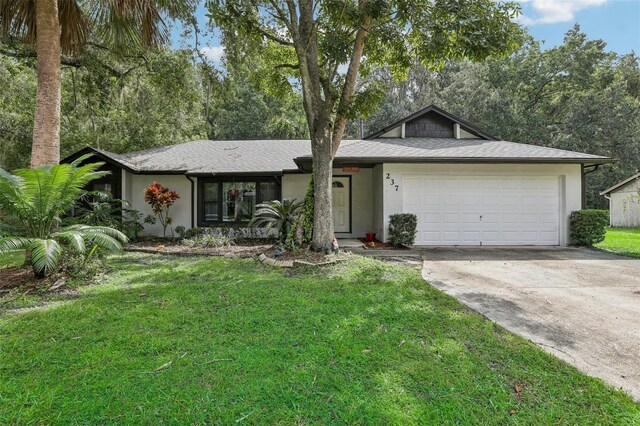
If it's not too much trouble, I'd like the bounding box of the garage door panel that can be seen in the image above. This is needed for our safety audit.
[404,176,559,246]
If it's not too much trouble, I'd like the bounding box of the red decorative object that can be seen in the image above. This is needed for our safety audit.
[365,232,376,242]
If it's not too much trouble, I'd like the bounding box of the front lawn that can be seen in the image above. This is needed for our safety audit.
[0,254,637,424]
[595,227,640,258]
[0,250,22,268]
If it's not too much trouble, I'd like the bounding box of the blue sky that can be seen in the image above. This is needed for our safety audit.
[519,0,639,54]
[174,0,640,64]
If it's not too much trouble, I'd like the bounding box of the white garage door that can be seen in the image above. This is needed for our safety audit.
[403,176,560,245]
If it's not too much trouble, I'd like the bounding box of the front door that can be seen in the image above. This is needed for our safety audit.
[332,177,350,233]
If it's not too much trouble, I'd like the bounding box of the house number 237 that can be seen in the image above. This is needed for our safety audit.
[385,173,399,191]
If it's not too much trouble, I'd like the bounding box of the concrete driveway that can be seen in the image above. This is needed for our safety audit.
[420,247,640,400]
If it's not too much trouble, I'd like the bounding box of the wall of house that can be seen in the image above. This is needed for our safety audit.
[282,168,374,238]
[123,174,196,237]
[281,173,310,202]
[609,179,640,227]
[372,164,384,238]
[380,163,583,245]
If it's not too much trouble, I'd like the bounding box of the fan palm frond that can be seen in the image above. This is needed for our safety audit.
[51,229,86,253]
[0,236,32,252]
[250,199,302,242]
[28,238,62,276]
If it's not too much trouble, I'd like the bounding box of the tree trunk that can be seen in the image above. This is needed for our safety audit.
[310,129,334,252]
[31,0,61,167]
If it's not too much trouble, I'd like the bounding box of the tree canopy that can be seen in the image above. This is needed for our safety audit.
[0,23,637,210]
[206,0,523,250]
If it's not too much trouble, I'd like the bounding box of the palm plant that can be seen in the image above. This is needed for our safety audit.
[0,156,128,278]
[0,0,195,167]
[249,199,302,243]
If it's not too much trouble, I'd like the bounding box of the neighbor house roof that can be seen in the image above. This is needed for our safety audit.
[600,171,640,195]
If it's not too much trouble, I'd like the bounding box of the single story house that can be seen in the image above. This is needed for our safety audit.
[600,172,640,227]
[63,105,612,246]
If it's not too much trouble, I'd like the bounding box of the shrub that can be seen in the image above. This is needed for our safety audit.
[249,199,302,243]
[69,191,143,240]
[0,156,128,278]
[60,253,106,281]
[181,226,275,241]
[175,225,187,239]
[569,209,609,246]
[183,234,234,248]
[144,182,179,237]
[286,177,314,250]
[388,213,418,247]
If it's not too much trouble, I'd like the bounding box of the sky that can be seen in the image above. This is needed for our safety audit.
[174,0,640,65]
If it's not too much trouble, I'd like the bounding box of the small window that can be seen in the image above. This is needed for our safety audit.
[93,182,112,194]
[332,181,344,188]
[258,181,278,203]
[203,182,219,221]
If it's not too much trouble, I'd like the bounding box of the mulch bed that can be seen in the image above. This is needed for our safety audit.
[358,238,408,250]
[260,247,352,268]
[126,241,274,258]
[1,267,40,291]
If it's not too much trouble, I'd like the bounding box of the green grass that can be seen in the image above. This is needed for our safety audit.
[0,250,23,268]
[595,227,640,258]
[0,254,637,424]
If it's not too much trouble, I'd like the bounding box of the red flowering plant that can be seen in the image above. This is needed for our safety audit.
[144,182,180,237]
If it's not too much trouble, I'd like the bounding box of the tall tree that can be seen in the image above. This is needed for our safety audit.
[0,0,195,167]
[207,0,522,251]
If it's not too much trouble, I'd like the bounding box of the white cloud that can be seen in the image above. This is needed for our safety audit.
[517,0,607,25]
[199,45,225,62]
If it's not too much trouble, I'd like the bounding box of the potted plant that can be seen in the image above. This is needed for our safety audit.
[365,230,376,242]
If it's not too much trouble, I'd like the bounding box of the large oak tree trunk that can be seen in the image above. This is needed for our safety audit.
[31,0,61,167]
[310,128,335,252]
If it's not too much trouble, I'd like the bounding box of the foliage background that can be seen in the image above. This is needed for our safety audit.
[0,25,637,209]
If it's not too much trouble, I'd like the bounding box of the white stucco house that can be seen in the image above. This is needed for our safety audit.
[63,105,612,246]
[601,172,640,228]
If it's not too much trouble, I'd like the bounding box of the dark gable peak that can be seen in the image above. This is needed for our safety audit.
[365,105,496,141]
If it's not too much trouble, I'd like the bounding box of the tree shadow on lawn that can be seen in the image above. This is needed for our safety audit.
[0,253,638,424]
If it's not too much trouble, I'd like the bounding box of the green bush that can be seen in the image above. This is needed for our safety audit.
[388,213,418,247]
[569,209,609,246]
[183,234,234,248]
[174,225,187,239]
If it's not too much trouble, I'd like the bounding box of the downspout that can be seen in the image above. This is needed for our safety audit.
[185,175,195,228]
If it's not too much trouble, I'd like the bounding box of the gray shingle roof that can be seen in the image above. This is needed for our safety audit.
[107,140,312,174]
[81,137,610,174]
[323,138,610,162]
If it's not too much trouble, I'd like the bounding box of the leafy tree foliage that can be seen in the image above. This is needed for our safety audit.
[0,45,308,170]
[207,0,523,251]
[0,0,197,166]
[362,26,640,208]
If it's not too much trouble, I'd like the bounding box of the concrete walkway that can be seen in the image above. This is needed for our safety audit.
[420,247,640,400]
